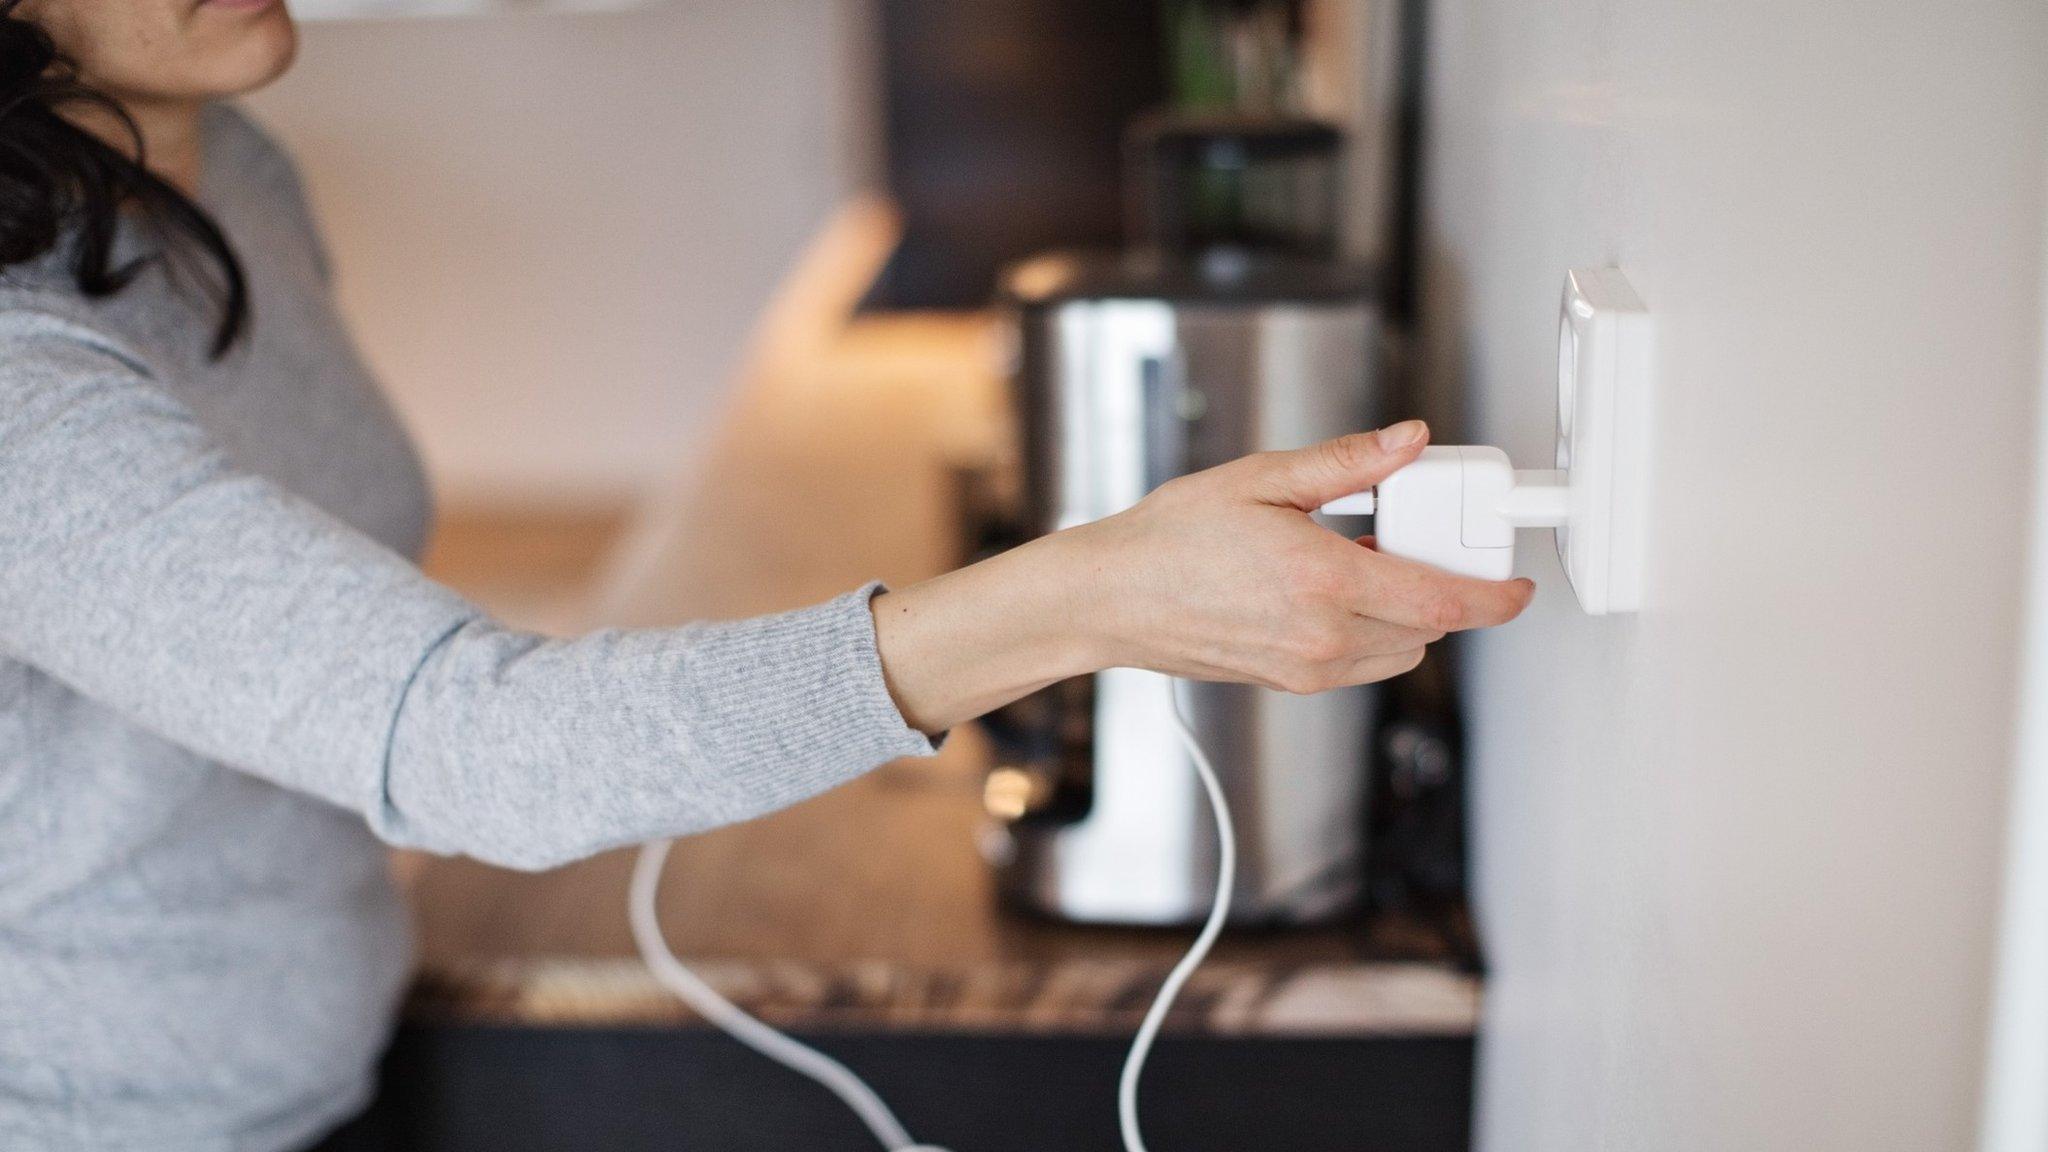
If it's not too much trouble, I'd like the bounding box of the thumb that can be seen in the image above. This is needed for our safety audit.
[1249,420,1430,510]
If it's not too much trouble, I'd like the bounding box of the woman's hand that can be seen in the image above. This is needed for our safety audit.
[872,420,1534,733]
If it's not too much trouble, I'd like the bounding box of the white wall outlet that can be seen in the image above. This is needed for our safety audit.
[1554,268,1653,615]
[1318,268,1651,614]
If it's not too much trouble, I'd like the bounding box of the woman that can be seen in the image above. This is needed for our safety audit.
[0,2,1532,1149]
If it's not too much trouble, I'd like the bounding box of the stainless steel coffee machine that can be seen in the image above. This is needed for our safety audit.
[984,248,1381,925]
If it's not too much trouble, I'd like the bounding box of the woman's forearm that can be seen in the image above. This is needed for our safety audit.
[869,530,1108,733]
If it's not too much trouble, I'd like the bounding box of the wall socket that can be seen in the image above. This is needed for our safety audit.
[1553,268,1653,615]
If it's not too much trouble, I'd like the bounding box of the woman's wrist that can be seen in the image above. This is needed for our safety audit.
[870,528,1114,734]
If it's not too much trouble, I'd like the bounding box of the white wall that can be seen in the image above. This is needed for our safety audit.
[247,2,874,504]
[1416,3,2048,1150]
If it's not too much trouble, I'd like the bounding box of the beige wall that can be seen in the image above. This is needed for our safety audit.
[1416,2,2048,1149]
[248,2,873,505]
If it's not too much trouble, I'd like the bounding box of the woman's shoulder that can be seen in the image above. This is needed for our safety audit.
[0,107,297,373]
[0,297,159,380]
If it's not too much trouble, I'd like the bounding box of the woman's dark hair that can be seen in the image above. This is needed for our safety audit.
[0,2,247,357]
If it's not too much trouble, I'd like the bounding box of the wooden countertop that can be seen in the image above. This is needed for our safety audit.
[405,202,1480,1038]
[406,734,1478,1036]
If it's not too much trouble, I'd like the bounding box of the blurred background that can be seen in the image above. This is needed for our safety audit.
[245,2,2048,1151]
[252,0,1406,504]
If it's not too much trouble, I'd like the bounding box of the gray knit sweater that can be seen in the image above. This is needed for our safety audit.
[0,106,934,1152]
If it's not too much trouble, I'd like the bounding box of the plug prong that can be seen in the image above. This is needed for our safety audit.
[1320,490,1377,516]
[1500,470,1570,527]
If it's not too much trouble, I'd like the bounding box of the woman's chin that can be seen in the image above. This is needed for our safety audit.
[186,7,297,99]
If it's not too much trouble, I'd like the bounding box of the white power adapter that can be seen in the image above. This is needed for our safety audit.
[1321,445,1569,581]
[1324,267,1654,612]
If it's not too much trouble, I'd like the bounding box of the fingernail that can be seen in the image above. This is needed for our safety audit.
[1379,420,1426,449]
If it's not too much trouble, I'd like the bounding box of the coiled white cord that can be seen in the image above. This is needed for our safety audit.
[628,674,1234,1152]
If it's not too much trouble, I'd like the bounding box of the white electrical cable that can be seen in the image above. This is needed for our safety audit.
[628,673,1236,1152]
[1118,677,1237,1152]
[628,838,948,1152]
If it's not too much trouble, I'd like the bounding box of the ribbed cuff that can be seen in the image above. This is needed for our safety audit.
[818,580,945,758]
[681,581,939,818]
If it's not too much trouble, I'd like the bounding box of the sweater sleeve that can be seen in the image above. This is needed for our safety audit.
[0,313,935,870]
